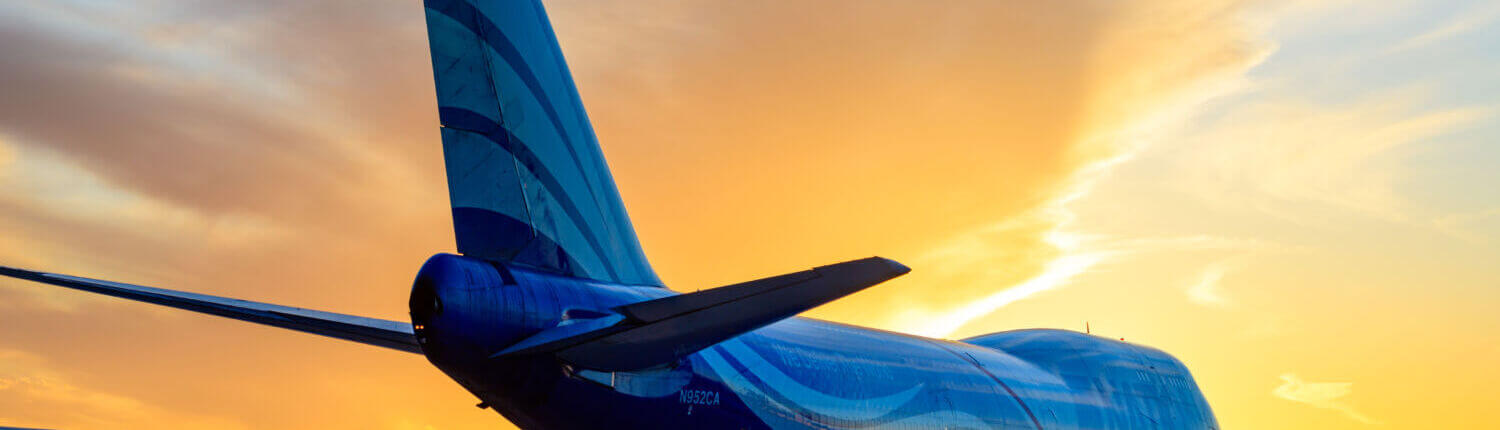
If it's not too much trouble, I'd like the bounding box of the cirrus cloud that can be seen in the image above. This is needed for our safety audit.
[1274,372,1379,425]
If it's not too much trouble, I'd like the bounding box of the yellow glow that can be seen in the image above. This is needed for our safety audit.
[0,1,1496,429]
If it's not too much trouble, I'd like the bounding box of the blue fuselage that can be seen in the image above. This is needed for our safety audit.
[411,254,1218,429]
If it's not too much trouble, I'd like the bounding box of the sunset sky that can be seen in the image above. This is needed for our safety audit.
[2,0,1497,429]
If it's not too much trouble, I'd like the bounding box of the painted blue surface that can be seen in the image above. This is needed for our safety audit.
[413,1,1219,428]
[410,254,1219,429]
[0,1,1219,428]
[426,0,660,287]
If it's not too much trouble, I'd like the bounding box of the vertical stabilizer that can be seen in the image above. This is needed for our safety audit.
[423,0,661,286]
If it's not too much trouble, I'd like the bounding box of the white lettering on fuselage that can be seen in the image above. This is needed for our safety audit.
[679,389,720,406]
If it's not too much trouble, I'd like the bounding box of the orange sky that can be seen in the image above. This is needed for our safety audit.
[1,1,1497,429]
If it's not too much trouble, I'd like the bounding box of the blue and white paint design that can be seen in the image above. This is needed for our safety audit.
[415,255,1219,429]
[425,0,660,287]
[0,1,1224,429]
[410,1,1220,429]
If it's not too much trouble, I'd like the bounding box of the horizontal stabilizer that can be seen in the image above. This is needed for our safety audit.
[493,257,910,371]
[0,265,422,354]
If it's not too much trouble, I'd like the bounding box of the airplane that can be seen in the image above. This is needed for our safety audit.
[0,0,1219,428]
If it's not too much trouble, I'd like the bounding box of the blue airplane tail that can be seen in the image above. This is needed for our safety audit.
[416,0,921,374]
[424,0,661,287]
[0,2,1222,427]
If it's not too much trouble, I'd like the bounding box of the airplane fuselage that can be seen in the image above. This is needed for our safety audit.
[412,254,1218,429]
[0,2,1221,428]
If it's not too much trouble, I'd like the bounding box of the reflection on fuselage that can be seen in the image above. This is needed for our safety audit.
[413,254,1218,429]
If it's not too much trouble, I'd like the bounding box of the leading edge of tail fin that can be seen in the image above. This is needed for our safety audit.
[424,0,661,287]
[492,257,911,371]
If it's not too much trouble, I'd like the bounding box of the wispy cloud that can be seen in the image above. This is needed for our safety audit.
[1173,93,1490,224]
[1274,373,1380,425]
[1186,261,1234,307]
[892,216,1107,338]
[0,143,288,250]
[0,0,441,237]
[0,349,249,429]
[1433,207,1500,243]
[0,136,13,167]
[914,248,1104,338]
[1385,1,1500,55]
[871,0,1276,339]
